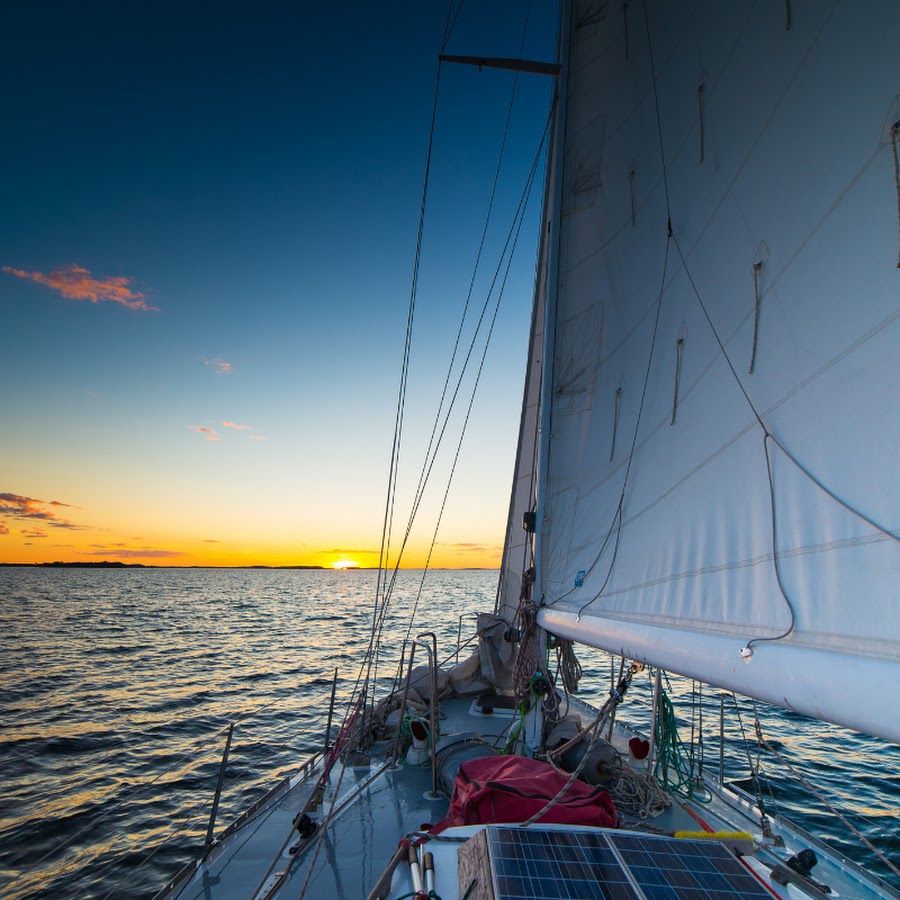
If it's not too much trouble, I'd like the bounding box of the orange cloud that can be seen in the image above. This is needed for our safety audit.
[221,420,268,440]
[3,263,156,310]
[322,548,378,556]
[87,547,185,559]
[440,541,503,557]
[0,522,9,536]
[189,426,220,441]
[0,493,83,529]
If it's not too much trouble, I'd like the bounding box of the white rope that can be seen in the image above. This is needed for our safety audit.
[556,637,582,694]
[606,761,672,819]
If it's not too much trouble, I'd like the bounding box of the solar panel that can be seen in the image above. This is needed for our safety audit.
[465,826,775,900]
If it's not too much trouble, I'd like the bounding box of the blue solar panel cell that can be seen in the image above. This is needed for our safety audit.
[481,827,774,900]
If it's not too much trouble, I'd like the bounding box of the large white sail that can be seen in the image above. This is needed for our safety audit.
[533,0,900,742]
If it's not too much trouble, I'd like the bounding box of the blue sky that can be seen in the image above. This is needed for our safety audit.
[1,1,558,567]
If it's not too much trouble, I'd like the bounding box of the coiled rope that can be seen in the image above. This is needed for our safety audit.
[555,637,582,695]
[607,761,672,818]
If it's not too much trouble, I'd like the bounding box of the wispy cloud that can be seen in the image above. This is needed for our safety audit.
[322,548,379,557]
[0,493,84,529]
[203,358,234,375]
[189,426,220,441]
[0,522,9,536]
[86,548,185,559]
[3,263,156,310]
[189,422,268,441]
[222,421,268,440]
[440,541,503,558]
[21,529,48,538]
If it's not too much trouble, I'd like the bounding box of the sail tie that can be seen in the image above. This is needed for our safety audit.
[609,381,623,461]
[891,119,900,268]
[671,330,685,425]
[748,260,764,374]
[697,83,705,164]
[628,165,637,226]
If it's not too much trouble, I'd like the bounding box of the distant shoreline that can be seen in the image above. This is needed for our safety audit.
[0,562,495,570]
[0,561,326,569]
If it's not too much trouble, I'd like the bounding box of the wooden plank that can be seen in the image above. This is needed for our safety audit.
[457,828,495,900]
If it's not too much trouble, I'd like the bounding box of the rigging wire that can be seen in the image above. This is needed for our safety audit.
[98,798,213,900]
[378,0,542,654]
[361,1,461,730]
[368,96,552,695]
[405,0,535,544]
[398,117,551,655]
[752,711,900,881]
[364,1,549,717]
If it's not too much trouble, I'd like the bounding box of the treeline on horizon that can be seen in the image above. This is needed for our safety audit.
[0,561,330,569]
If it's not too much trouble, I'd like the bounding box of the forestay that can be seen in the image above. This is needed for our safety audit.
[517,1,899,741]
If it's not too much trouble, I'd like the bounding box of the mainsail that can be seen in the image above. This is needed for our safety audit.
[513,0,900,742]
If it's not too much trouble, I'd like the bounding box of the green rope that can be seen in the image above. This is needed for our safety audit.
[652,676,710,803]
[503,702,531,755]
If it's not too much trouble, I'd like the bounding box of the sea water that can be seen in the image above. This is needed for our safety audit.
[1,567,897,898]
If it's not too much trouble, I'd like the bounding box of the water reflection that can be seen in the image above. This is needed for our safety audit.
[0,567,897,897]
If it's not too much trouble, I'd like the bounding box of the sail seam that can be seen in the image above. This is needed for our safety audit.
[562,530,893,600]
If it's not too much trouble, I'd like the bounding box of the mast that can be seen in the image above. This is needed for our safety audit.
[531,0,571,612]
[495,3,568,625]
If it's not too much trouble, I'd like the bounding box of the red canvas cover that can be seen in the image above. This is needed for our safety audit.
[429,755,617,834]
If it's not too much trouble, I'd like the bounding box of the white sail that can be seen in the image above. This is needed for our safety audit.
[532,0,900,742]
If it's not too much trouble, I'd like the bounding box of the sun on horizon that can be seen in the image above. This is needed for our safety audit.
[331,558,360,570]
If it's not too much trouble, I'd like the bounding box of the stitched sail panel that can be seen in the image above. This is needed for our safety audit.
[525,0,900,740]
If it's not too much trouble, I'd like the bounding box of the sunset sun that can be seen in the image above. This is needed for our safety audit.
[331,558,359,570]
